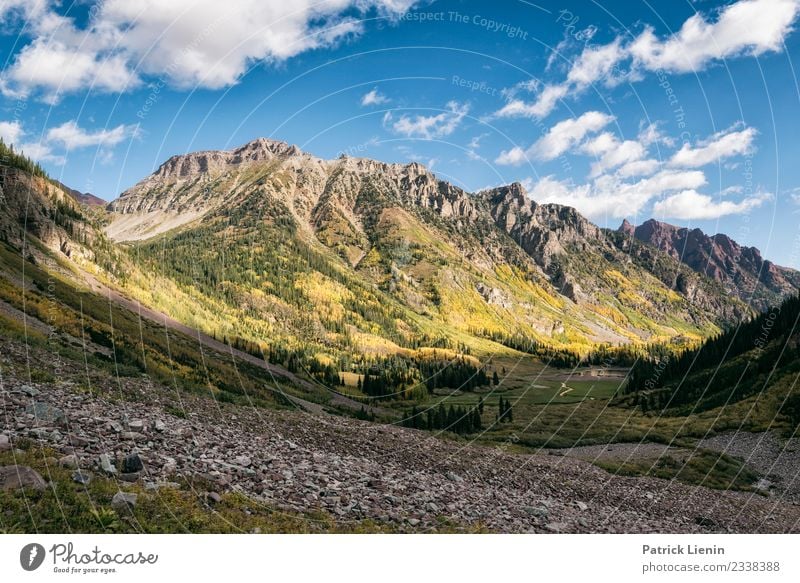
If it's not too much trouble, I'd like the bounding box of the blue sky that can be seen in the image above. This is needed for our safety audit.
[2,0,800,266]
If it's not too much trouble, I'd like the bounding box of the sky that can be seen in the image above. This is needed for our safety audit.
[2,0,800,266]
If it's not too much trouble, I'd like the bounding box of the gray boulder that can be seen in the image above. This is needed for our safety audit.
[0,465,46,491]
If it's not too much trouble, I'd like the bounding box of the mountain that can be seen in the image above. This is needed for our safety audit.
[3,139,799,533]
[104,138,750,365]
[618,218,800,311]
[54,180,106,207]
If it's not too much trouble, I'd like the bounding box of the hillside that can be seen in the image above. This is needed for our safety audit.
[624,292,800,417]
[104,139,750,375]
[619,218,800,311]
[2,144,800,533]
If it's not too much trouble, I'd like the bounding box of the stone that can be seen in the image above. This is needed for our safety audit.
[153,419,166,432]
[58,454,79,469]
[111,492,137,512]
[0,434,9,453]
[99,454,117,475]
[575,501,588,512]
[206,491,222,504]
[109,421,123,433]
[0,465,46,491]
[20,385,40,397]
[407,517,420,527]
[72,470,92,485]
[67,434,91,447]
[119,432,143,441]
[25,402,65,425]
[128,419,145,432]
[122,453,144,473]
[524,505,549,518]
[120,472,141,483]
[234,455,252,467]
[445,471,464,483]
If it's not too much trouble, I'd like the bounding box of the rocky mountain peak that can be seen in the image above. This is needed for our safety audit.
[618,219,635,237]
[152,138,301,180]
[623,218,799,310]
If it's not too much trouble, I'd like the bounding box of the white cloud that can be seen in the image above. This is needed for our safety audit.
[530,111,614,161]
[16,142,64,165]
[630,0,800,72]
[523,169,708,218]
[387,101,469,139]
[653,189,770,219]
[494,146,528,166]
[0,119,137,165]
[46,120,139,149]
[638,122,674,148]
[494,84,569,119]
[669,126,756,168]
[493,0,800,119]
[580,131,647,177]
[3,41,139,101]
[616,158,660,178]
[0,120,63,163]
[565,37,626,86]
[1,0,418,101]
[0,121,24,144]
[361,87,389,106]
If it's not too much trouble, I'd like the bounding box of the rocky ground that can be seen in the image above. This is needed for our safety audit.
[699,431,800,503]
[2,339,800,533]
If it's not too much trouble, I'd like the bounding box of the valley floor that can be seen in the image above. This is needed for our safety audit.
[2,338,799,533]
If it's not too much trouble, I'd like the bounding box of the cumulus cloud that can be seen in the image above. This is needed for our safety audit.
[47,121,137,150]
[630,0,799,72]
[0,121,24,144]
[387,101,469,139]
[616,158,660,178]
[493,0,800,119]
[496,111,614,165]
[361,88,389,106]
[0,0,418,101]
[522,169,708,218]
[669,125,757,168]
[0,119,137,164]
[580,132,647,177]
[494,146,529,166]
[46,121,139,149]
[653,189,771,219]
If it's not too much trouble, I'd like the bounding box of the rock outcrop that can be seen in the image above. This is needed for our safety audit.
[620,218,800,310]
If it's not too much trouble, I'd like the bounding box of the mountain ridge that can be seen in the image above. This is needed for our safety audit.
[103,138,753,352]
[618,217,799,311]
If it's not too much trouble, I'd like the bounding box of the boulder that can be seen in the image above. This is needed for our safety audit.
[121,453,144,473]
[0,465,46,491]
[99,454,117,475]
[58,454,79,469]
[111,491,137,512]
[25,402,65,425]
[72,470,92,485]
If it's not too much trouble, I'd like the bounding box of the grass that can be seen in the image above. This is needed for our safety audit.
[594,449,761,492]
